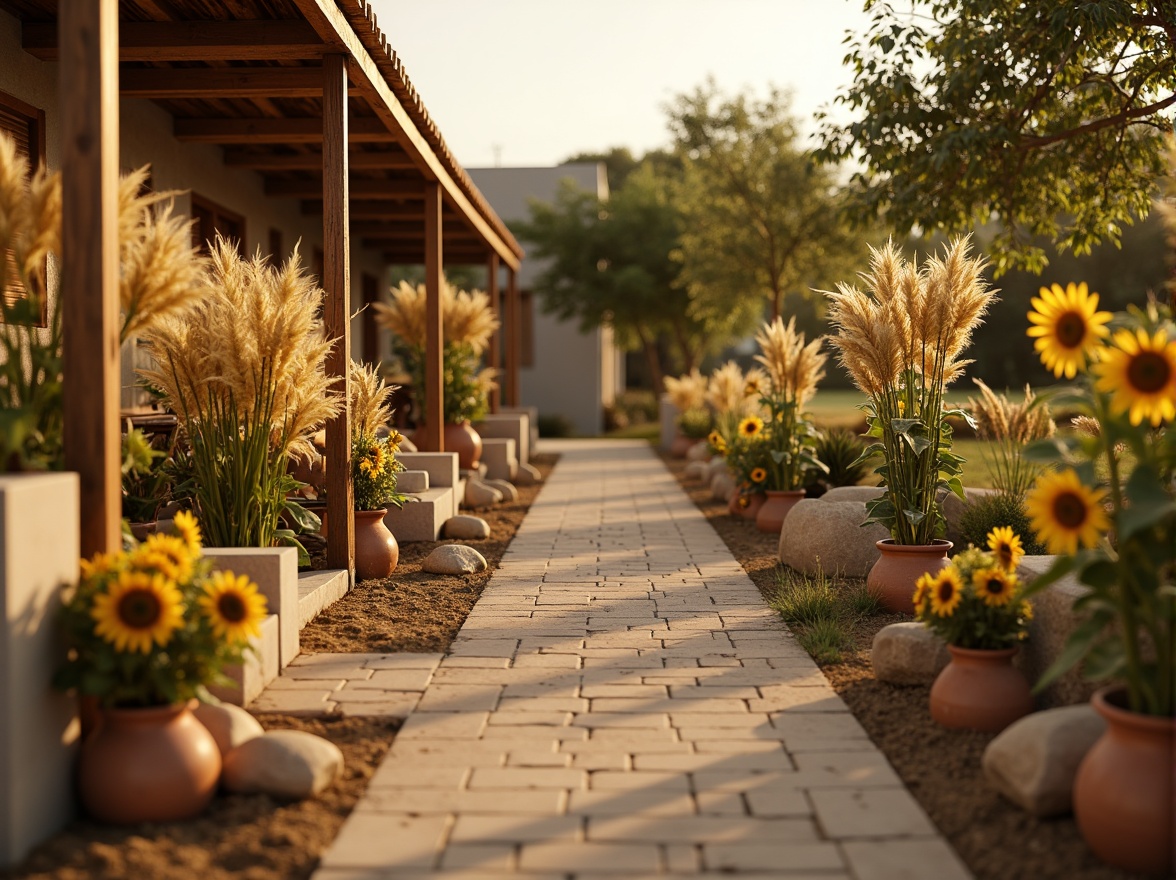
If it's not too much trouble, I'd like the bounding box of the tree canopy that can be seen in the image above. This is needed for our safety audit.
[819,0,1176,275]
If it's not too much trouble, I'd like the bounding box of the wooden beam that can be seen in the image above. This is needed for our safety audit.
[174,116,396,144]
[25,20,325,62]
[505,267,521,407]
[321,54,353,577]
[224,149,413,171]
[423,182,444,452]
[289,0,521,270]
[265,177,423,199]
[120,67,362,99]
[381,251,490,266]
[60,0,121,557]
[303,202,426,220]
[486,253,501,414]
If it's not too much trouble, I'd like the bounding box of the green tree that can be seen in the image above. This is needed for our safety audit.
[512,161,708,390]
[819,0,1176,274]
[667,81,863,337]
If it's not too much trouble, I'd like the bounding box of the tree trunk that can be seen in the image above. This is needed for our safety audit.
[634,324,665,393]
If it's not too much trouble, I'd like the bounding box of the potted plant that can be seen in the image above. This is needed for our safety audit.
[914,535,1034,732]
[54,511,267,824]
[663,369,708,458]
[349,362,408,581]
[749,317,829,534]
[722,414,773,520]
[1020,282,1174,875]
[824,237,997,612]
[374,278,498,469]
[138,241,341,559]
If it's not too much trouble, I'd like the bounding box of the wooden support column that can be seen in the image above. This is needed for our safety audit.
[486,253,501,413]
[60,0,120,557]
[505,267,521,407]
[321,53,353,576]
[423,182,444,451]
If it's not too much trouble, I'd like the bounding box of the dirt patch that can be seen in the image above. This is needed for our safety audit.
[8,715,398,880]
[661,452,1139,880]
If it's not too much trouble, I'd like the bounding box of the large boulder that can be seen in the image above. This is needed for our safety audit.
[686,441,710,462]
[778,498,888,578]
[982,705,1107,817]
[193,701,264,757]
[871,622,951,685]
[822,486,884,503]
[464,478,503,509]
[443,515,491,540]
[684,461,709,482]
[515,462,542,485]
[706,457,729,481]
[222,730,344,800]
[423,544,488,574]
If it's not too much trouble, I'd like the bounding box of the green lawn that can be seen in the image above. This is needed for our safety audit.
[806,388,976,429]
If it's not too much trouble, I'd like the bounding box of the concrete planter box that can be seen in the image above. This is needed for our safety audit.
[475,414,531,468]
[0,472,80,867]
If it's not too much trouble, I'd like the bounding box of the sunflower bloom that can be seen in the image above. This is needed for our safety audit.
[738,415,764,438]
[80,552,116,581]
[1092,328,1176,426]
[928,568,964,617]
[91,570,184,653]
[130,533,194,583]
[986,526,1025,572]
[1020,600,1034,621]
[1025,469,1110,556]
[973,567,1018,607]
[912,572,933,617]
[171,510,202,554]
[707,430,726,453]
[750,467,767,483]
[1026,282,1112,379]
[200,571,268,643]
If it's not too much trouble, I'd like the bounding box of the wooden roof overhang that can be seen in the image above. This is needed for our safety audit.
[4,0,524,270]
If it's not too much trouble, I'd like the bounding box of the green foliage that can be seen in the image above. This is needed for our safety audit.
[960,493,1046,556]
[0,290,62,472]
[771,566,879,665]
[121,428,172,524]
[798,618,853,665]
[772,568,839,627]
[815,427,869,487]
[667,80,868,333]
[915,547,1032,650]
[846,581,884,617]
[819,0,1176,275]
[677,406,713,440]
[403,342,490,425]
[538,414,575,438]
[351,431,408,512]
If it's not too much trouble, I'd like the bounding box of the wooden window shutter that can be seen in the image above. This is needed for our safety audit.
[0,90,46,325]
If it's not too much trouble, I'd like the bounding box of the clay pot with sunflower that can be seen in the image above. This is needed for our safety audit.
[1019,285,1175,875]
[54,511,268,824]
[722,415,773,518]
[350,428,408,580]
[914,539,1034,733]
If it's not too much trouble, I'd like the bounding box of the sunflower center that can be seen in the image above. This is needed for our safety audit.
[936,581,955,603]
[1055,312,1088,348]
[118,589,162,629]
[1052,491,1088,529]
[1125,351,1171,394]
[984,578,1003,596]
[217,592,248,623]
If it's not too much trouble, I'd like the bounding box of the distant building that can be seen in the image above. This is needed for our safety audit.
[469,165,624,437]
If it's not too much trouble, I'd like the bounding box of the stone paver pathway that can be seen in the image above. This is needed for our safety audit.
[306,439,973,879]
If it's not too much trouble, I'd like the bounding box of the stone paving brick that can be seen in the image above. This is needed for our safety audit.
[448,815,581,844]
[348,668,434,691]
[415,684,502,712]
[367,763,469,789]
[336,697,421,718]
[841,838,972,880]
[810,788,937,838]
[250,690,338,715]
[468,767,586,790]
[518,842,660,873]
[703,841,845,873]
[358,787,565,815]
[316,813,448,870]
[437,843,515,871]
[567,790,697,816]
[588,814,819,843]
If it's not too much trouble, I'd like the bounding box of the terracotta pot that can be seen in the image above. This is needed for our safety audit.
[128,522,157,542]
[669,433,695,459]
[1073,687,1175,875]
[416,421,482,470]
[929,645,1033,732]
[354,508,399,581]
[755,489,806,534]
[78,700,221,824]
[737,491,768,521]
[867,539,952,614]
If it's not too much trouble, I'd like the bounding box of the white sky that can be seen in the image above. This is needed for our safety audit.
[370,0,876,168]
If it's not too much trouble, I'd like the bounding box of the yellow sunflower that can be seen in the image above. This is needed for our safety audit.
[369,443,386,474]
[1026,282,1112,379]
[750,467,767,483]
[1093,328,1176,427]
[1025,469,1110,556]
[986,526,1025,572]
[912,572,933,617]
[171,510,202,554]
[80,552,117,581]
[199,571,268,643]
[928,568,964,617]
[707,430,726,452]
[91,570,184,654]
[130,533,194,584]
[745,378,763,397]
[973,567,1018,607]
[1020,600,1034,621]
[738,415,764,438]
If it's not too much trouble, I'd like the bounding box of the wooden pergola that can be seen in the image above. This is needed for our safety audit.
[2,0,525,573]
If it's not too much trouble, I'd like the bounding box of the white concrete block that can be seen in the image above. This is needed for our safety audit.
[480,438,518,482]
[0,473,80,867]
[499,405,539,452]
[209,613,280,706]
[475,413,530,465]
[297,569,350,628]
[397,470,429,494]
[397,452,459,489]
[384,487,456,542]
[204,547,299,667]
[659,393,677,452]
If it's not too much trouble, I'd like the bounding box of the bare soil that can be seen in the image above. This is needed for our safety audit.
[661,452,1142,880]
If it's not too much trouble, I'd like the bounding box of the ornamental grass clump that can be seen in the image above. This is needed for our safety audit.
[967,379,1056,499]
[139,240,341,550]
[750,316,828,491]
[1020,285,1175,717]
[373,278,499,423]
[913,532,1032,649]
[350,361,407,512]
[55,511,267,708]
[824,236,997,544]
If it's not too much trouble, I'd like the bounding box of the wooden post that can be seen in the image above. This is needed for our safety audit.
[322,53,353,576]
[486,252,500,414]
[505,267,521,407]
[60,0,121,558]
[423,182,443,451]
